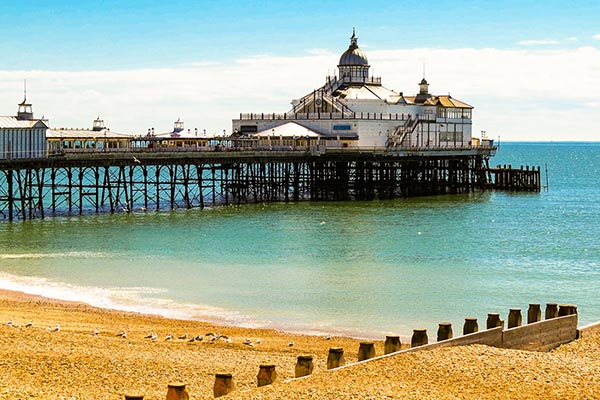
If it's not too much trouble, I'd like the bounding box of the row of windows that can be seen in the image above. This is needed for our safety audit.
[436,108,472,119]
[439,132,464,142]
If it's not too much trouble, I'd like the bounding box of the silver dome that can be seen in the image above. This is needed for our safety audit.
[338,31,369,66]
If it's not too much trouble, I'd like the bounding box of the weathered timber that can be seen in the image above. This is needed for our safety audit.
[487,164,541,192]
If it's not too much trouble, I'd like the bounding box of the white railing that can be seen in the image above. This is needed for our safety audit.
[238,112,413,121]
[0,145,498,163]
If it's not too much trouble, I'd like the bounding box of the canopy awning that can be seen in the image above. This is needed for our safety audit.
[255,122,322,138]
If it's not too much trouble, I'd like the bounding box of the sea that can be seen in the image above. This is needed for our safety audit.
[0,142,598,340]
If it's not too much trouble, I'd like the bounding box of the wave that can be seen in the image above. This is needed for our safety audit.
[0,271,245,323]
[0,251,109,260]
[0,271,386,339]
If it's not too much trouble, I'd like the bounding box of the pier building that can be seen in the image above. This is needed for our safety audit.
[233,30,479,150]
[132,119,212,149]
[47,117,134,153]
[0,97,48,159]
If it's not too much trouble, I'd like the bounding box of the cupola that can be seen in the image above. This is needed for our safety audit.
[415,78,432,103]
[173,118,184,133]
[337,28,370,83]
[419,78,430,95]
[92,116,105,131]
[16,80,34,121]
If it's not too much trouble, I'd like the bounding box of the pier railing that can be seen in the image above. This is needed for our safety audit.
[238,111,436,121]
[0,144,498,163]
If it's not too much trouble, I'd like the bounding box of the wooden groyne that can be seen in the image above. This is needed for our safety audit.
[121,302,583,399]
[0,147,539,221]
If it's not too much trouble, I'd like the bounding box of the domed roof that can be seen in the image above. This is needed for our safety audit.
[338,30,369,67]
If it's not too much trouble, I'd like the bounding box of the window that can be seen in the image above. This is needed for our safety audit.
[333,124,352,131]
[440,131,464,142]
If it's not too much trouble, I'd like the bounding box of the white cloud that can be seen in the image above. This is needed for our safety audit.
[517,39,560,46]
[1,46,599,141]
[594,33,600,40]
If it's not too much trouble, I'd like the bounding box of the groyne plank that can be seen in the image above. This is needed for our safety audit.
[503,314,577,351]
[577,321,600,338]
[424,327,504,351]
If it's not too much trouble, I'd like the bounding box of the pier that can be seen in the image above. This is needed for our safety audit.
[487,164,542,192]
[0,145,540,221]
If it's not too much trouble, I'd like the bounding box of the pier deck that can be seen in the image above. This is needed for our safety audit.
[0,146,539,221]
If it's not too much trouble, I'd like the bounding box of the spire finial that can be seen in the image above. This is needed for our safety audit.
[350,27,358,46]
[422,61,426,80]
[23,79,27,103]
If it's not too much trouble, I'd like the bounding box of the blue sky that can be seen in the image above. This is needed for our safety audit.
[1,0,599,140]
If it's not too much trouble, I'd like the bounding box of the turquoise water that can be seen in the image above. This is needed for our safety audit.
[0,143,599,339]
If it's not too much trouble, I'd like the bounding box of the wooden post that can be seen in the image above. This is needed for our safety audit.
[166,382,189,400]
[7,170,13,222]
[384,335,401,354]
[411,328,428,347]
[508,308,522,328]
[357,341,376,361]
[327,347,345,370]
[527,303,542,324]
[545,303,559,319]
[437,322,453,341]
[295,355,314,378]
[213,374,234,398]
[463,318,479,335]
[257,364,276,387]
[124,394,144,400]
[486,313,503,329]
[559,304,578,316]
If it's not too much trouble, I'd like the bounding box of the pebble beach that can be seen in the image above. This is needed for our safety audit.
[1,289,600,399]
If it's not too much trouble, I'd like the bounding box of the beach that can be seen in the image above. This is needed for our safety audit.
[1,289,600,399]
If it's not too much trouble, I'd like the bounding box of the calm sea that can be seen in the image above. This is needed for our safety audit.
[0,142,598,339]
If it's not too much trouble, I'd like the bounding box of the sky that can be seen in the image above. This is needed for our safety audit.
[1,0,599,141]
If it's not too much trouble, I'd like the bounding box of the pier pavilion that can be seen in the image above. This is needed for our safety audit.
[0,97,48,159]
[233,30,485,150]
[47,117,134,153]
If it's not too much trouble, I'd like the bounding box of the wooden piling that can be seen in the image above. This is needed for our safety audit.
[327,347,345,370]
[411,329,428,347]
[508,308,522,328]
[166,382,189,400]
[124,394,144,400]
[545,303,559,319]
[527,303,542,324]
[486,313,503,329]
[295,355,314,378]
[559,304,578,316]
[384,335,401,354]
[213,374,234,398]
[256,364,276,387]
[357,341,376,361]
[437,322,453,341]
[463,318,479,335]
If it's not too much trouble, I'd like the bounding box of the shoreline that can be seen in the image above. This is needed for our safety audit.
[0,288,384,398]
[0,273,396,341]
[3,288,600,399]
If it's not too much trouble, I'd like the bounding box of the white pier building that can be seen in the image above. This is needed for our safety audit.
[0,96,48,159]
[233,30,480,149]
